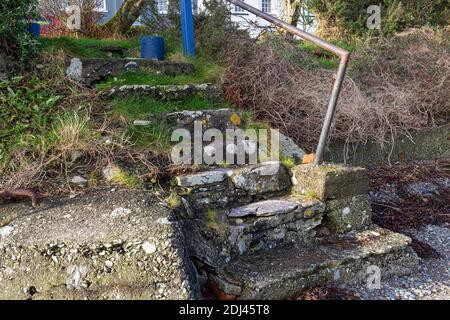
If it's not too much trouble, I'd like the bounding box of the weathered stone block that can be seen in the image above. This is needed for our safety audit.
[167,108,241,132]
[66,58,195,85]
[325,194,372,233]
[177,162,292,212]
[292,164,369,200]
[182,198,325,265]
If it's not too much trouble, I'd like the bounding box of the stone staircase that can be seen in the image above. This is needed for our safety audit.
[64,54,418,299]
[174,160,419,299]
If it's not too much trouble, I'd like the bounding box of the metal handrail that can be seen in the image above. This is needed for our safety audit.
[225,0,350,165]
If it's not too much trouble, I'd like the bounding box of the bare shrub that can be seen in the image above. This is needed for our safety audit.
[223,28,450,153]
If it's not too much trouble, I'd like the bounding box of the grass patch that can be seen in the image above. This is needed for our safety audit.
[97,56,224,89]
[110,94,222,118]
[298,40,354,69]
[109,94,227,151]
[107,165,144,189]
[40,36,139,58]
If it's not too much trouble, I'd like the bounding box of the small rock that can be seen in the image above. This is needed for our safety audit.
[405,182,439,197]
[0,225,14,238]
[105,260,113,268]
[111,207,132,218]
[70,150,84,163]
[71,176,88,185]
[156,217,171,225]
[141,241,156,254]
[124,61,138,72]
[102,164,122,182]
[133,120,151,126]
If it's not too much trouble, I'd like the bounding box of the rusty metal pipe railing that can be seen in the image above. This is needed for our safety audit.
[225,0,350,165]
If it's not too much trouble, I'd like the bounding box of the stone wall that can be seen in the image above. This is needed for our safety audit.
[324,125,450,166]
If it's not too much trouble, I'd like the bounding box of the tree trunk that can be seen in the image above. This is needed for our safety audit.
[103,0,146,34]
[284,0,301,27]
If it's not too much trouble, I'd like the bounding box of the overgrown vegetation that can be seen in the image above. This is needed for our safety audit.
[0,50,167,190]
[305,0,450,38]
[224,28,449,152]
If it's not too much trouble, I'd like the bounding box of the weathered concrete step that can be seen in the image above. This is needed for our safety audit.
[0,190,200,300]
[182,196,325,266]
[177,161,292,211]
[210,227,419,299]
[66,57,195,85]
[107,83,221,102]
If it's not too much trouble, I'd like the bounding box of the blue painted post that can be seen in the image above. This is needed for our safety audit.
[180,0,196,57]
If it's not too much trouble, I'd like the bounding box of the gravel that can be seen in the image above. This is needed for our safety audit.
[345,224,449,300]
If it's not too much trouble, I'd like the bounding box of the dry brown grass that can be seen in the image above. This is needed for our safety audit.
[224,28,450,153]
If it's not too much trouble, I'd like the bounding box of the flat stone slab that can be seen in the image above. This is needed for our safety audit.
[227,200,299,218]
[176,168,231,187]
[215,227,419,299]
[0,190,199,300]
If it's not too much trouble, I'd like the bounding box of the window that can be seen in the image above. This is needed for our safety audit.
[157,0,168,14]
[261,0,271,13]
[234,1,244,13]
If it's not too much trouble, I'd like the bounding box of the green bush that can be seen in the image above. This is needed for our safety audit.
[195,0,252,63]
[0,76,61,163]
[305,0,449,38]
[0,0,39,73]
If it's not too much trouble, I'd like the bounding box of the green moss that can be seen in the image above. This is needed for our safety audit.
[281,156,296,169]
[304,190,320,201]
[206,208,219,230]
[167,191,181,208]
[110,169,144,189]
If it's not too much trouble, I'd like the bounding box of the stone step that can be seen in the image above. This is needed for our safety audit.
[107,83,221,102]
[176,161,292,212]
[66,57,195,85]
[209,227,419,299]
[182,196,325,266]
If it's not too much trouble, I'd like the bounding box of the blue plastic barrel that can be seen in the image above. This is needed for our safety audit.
[140,36,164,61]
[27,23,41,38]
